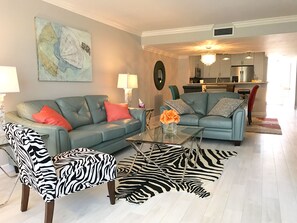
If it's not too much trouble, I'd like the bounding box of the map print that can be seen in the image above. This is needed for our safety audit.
[35,17,92,81]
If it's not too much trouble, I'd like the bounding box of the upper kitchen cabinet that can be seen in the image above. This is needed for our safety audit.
[231,52,267,81]
[231,53,254,65]
[201,54,231,78]
[188,52,267,81]
[253,52,267,81]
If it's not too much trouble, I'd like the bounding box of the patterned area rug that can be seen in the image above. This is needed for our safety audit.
[246,117,282,135]
[116,145,237,204]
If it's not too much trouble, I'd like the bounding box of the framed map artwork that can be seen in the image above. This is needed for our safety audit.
[34,17,92,82]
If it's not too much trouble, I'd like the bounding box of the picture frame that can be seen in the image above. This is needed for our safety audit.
[34,17,92,82]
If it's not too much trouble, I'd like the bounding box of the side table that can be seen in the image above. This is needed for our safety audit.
[0,135,19,207]
[145,108,154,130]
[0,133,48,207]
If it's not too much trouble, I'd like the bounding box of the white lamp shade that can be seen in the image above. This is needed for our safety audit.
[117,74,138,89]
[0,66,20,93]
[201,54,216,66]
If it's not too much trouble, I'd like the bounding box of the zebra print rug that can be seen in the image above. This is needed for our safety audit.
[116,145,237,204]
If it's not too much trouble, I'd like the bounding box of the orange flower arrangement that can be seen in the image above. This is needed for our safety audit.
[160,110,180,124]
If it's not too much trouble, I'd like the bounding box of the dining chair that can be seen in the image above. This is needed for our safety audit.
[247,85,260,125]
[3,122,117,223]
[226,84,235,92]
[169,85,180,100]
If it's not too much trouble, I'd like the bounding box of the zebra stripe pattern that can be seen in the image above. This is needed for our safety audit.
[4,123,117,202]
[116,144,237,204]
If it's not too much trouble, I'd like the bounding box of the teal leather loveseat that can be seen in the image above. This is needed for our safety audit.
[161,92,246,146]
[6,95,146,155]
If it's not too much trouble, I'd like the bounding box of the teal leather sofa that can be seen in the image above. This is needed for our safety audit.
[161,92,246,146]
[6,95,146,156]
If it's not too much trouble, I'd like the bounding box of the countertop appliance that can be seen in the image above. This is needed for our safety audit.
[231,65,254,82]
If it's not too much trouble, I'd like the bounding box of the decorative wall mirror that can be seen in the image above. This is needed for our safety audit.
[153,60,166,90]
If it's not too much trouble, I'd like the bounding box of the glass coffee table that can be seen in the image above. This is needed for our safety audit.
[125,125,204,183]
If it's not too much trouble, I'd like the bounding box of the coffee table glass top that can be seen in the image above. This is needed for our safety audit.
[126,126,204,146]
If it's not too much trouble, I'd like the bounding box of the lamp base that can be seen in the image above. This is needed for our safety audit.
[124,89,132,106]
[0,94,6,136]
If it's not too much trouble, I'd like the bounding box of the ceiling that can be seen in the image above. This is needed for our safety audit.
[43,0,297,58]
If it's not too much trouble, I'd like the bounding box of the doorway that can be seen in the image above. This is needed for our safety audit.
[266,56,297,117]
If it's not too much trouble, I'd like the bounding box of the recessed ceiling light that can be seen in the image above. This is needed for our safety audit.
[245,52,253,59]
[222,55,230,61]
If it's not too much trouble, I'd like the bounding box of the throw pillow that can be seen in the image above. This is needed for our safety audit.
[32,105,72,131]
[165,99,194,115]
[104,101,132,122]
[208,98,244,118]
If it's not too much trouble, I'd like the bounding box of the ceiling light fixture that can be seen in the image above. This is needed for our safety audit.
[200,46,216,66]
[222,54,230,61]
[245,52,253,59]
[201,53,216,66]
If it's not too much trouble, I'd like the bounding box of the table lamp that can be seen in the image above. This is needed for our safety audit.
[117,74,138,105]
[0,66,20,134]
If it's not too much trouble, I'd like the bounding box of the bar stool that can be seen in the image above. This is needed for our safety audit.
[237,88,250,102]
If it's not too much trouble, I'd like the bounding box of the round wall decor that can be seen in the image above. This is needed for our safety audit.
[153,60,166,90]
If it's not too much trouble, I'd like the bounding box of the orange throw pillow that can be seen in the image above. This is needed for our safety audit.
[104,101,132,122]
[32,105,72,131]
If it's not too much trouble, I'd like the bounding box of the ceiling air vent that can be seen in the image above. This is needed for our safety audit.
[213,27,234,37]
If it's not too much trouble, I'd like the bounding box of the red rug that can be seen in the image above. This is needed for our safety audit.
[246,117,282,135]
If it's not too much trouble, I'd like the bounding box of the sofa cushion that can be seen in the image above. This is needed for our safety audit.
[85,95,108,124]
[178,113,203,126]
[56,97,93,129]
[111,119,142,134]
[180,92,208,115]
[207,92,240,113]
[199,116,232,129]
[208,98,244,118]
[68,129,103,148]
[32,105,73,131]
[165,99,194,114]
[17,100,61,122]
[104,101,132,122]
[75,123,126,142]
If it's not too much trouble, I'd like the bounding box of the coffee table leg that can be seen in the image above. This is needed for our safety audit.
[180,129,204,181]
[130,142,176,183]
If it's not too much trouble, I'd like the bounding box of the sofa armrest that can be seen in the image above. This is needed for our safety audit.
[5,111,71,156]
[128,108,146,132]
[231,107,246,141]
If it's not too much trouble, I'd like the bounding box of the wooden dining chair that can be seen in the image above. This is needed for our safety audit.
[169,85,180,100]
[247,85,260,125]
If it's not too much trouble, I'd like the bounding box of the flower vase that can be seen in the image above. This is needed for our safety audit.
[162,122,177,135]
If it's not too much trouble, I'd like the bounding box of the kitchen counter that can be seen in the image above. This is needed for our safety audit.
[185,81,267,86]
[183,82,267,93]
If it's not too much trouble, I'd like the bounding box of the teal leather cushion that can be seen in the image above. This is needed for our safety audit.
[111,119,141,134]
[76,123,126,141]
[178,113,203,126]
[85,95,108,124]
[207,92,240,113]
[199,116,232,129]
[180,92,208,115]
[17,100,61,122]
[56,97,93,129]
[69,129,103,148]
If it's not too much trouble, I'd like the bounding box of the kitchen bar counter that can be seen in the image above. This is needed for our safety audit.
[183,82,267,93]
[185,81,267,86]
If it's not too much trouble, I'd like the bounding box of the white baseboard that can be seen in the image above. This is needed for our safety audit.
[0,164,15,175]
[253,111,267,117]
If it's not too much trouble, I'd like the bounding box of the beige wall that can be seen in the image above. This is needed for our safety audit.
[1,0,178,115]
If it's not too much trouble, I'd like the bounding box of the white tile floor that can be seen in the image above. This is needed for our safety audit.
[1,106,296,223]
